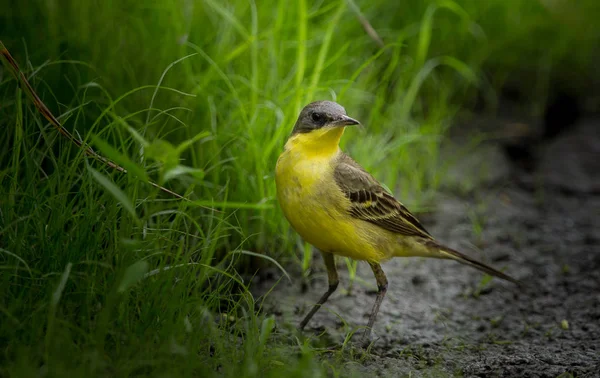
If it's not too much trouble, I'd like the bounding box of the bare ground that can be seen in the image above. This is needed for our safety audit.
[254,118,600,377]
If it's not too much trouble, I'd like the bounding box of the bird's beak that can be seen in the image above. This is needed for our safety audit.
[331,115,360,127]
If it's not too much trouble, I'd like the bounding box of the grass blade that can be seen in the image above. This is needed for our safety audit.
[87,165,139,222]
[306,1,347,100]
[237,250,291,282]
[93,136,149,182]
[118,260,150,293]
[46,262,72,363]
[0,248,33,278]
[203,0,249,38]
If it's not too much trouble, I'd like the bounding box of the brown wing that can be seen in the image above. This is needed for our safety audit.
[333,154,433,239]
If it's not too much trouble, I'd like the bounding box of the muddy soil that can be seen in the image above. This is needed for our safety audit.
[254,118,600,377]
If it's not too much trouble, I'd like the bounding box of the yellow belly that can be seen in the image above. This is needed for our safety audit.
[275,149,389,262]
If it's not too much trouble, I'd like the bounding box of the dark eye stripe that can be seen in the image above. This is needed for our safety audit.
[311,112,326,124]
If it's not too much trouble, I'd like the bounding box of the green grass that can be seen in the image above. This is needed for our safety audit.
[1,0,599,376]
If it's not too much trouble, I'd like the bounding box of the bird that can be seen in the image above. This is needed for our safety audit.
[275,100,521,342]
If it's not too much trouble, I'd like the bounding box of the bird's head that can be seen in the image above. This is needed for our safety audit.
[287,101,360,154]
[292,101,360,134]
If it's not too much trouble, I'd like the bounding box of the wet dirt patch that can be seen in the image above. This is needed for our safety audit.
[254,120,600,377]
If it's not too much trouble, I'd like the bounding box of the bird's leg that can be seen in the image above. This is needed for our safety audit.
[362,262,388,341]
[298,252,339,330]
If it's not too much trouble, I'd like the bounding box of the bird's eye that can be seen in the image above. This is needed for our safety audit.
[311,112,325,124]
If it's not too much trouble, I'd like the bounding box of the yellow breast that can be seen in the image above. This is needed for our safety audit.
[275,130,387,262]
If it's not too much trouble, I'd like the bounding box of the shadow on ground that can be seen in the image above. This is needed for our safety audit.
[254,118,599,377]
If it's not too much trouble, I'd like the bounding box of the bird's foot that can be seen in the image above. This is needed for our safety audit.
[347,328,378,349]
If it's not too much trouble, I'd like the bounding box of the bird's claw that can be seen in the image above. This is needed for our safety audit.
[352,328,378,349]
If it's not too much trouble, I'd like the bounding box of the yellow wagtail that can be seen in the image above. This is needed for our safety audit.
[275,101,520,341]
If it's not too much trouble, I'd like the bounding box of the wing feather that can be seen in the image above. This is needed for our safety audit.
[334,154,432,239]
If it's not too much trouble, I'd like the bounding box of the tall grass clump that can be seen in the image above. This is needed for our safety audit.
[1,0,599,376]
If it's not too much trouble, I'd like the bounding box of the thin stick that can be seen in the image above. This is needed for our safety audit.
[346,0,385,48]
[0,40,203,205]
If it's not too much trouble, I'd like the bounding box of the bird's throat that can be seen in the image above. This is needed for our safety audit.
[285,127,344,158]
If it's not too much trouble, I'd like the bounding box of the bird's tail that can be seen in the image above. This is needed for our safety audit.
[424,240,522,286]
